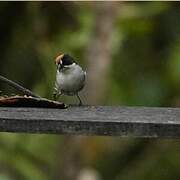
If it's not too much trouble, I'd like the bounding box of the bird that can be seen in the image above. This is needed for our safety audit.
[53,53,86,106]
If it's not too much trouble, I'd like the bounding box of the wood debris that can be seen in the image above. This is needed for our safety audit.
[0,96,67,109]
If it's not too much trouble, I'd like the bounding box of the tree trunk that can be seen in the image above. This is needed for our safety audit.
[85,2,118,104]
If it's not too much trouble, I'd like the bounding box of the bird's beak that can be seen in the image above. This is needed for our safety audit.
[55,54,64,71]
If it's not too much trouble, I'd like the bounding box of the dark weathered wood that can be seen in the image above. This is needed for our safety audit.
[0,96,66,109]
[0,106,180,137]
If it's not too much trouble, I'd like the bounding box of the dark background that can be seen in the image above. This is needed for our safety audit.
[0,2,180,180]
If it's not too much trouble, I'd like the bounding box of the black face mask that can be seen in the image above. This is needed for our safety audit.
[57,63,64,71]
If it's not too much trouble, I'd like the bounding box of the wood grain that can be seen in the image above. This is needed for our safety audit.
[0,106,180,137]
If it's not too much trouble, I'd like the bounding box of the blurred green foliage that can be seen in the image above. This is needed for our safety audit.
[0,2,180,180]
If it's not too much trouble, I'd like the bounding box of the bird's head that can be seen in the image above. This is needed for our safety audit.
[55,53,64,70]
[55,53,75,72]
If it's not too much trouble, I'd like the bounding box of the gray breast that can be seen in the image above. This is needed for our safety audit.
[56,64,86,95]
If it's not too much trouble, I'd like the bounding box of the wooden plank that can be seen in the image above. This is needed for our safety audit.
[0,106,180,137]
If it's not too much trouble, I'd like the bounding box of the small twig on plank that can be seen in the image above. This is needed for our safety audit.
[0,75,67,108]
[0,75,40,98]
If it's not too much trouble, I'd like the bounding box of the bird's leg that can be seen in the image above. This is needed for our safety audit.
[76,94,82,106]
[53,92,57,101]
[53,91,62,101]
[53,86,57,101]
[53,86,62,101]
